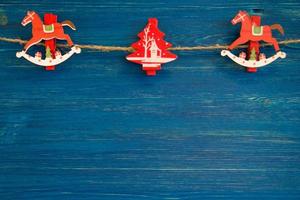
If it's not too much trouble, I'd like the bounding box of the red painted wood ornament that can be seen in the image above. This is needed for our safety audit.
[16,11,81,70]
[221,10,286,72]
[126,18,177,76]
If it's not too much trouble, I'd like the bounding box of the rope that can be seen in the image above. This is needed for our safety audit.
[0,36,299,52]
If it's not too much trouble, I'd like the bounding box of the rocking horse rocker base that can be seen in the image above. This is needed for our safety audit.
[221,50,286,68]
[16,46,81,67]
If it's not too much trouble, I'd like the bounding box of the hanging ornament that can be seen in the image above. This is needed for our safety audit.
[16,11,81,70]
[221,10,286,72]
[126,18,177,76]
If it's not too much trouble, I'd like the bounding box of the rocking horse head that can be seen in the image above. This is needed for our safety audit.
[231,10,249,25]
[21,11,37,26]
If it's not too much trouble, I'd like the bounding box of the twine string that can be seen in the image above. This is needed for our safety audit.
[0,36,299,52]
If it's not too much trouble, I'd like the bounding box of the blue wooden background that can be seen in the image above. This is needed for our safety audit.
[0,0,300,199]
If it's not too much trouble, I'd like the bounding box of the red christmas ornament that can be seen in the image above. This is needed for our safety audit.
[221,10,286,72]
[239,51,246,59]
[259,53,266,60]
[35,51,42,59]
[16,11,81,70]
[126,18,177,76]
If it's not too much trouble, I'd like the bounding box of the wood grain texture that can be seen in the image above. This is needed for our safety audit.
[0,0,300,199]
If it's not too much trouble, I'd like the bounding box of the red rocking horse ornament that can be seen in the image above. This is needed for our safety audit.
[221,10,286,71]
[16,11,81,70]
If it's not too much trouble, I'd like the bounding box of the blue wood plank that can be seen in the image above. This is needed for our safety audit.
[0,0,300,199]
